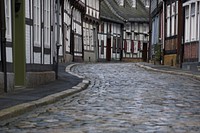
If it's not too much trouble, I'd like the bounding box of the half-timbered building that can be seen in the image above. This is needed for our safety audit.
[162,0,183,67]
[83,0,100,62]
[150,0,164,64]
[0,0,62,94]
[0,0,14,93]
[59,0,86,62]
[182,0,200,71]
[98,0,149,62]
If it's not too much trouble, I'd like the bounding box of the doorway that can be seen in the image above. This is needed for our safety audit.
[142,43,147,62]
[106,38,111,61]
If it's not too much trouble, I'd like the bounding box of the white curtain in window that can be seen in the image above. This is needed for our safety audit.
[167,5,170,37]
[44,0,50,47]
[34,0,41,46]
[171,2,175,36]
[176,1,178,35]
[185,6,189,42]
[5,0,12,41]
[191,3,196,40]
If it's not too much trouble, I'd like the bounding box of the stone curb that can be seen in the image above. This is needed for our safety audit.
[0,63,90,121]
[135,63,200,81]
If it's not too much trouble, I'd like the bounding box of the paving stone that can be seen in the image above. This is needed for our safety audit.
[0,63,200,132]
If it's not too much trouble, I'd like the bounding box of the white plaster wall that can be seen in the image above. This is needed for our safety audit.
[34,53,41,64]
[26,25,31,63]
[6,47,12,63]
[25,0,30,18]
[44,54,50,64]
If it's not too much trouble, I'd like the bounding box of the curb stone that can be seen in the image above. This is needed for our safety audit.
[135,63,200,81]
[0,63,90,121]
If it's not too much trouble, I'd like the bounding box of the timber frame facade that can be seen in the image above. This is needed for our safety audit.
[150,0,200,71]
[182,0,200,71]
[61,0,86,62]
[83,0,100,62]
[98,0,149,62]
[0,0,61,94]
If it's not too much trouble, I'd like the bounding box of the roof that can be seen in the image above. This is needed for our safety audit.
[100,0,149,23]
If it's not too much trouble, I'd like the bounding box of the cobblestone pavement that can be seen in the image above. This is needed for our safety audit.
[0,63,200,133]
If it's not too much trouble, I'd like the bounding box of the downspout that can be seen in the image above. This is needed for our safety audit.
[148,0,152,62]
[177,0,183,67]
[0,0,7,92]
[120,24,124,61]
[199,2,200,63]
[181,4,185,68]
[56,0,61,79]
[162,0,165,65]
[70,6,74,56]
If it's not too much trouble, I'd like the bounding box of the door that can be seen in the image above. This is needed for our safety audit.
[106,38,111,61]
[142,43,147,62]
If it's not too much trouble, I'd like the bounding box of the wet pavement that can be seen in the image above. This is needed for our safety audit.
[0,63,200,133]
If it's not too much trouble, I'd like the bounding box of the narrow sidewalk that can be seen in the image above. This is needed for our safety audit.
[136,62,200,80]
[0,63,89,121]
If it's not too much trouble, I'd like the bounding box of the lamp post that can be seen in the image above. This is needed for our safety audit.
[0,0,7,92]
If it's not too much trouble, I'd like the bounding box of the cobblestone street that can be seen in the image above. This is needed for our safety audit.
[0,63,200,133]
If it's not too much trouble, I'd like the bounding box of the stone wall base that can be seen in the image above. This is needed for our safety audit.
[182,62,200,72]
[26,71,55,88]
[122,58,143,62]
[0,72,14,94]
[84,51,97,62]
[164,54,177,66]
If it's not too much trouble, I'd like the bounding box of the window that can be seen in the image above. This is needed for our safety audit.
[185,6,189,42]
[143,24,147,33]
[34,0,41,46]
[171,2,175,36]
[132,0,136,8]
[119,0,124,6]
[166,5,171,37]
[5,0,12,41]
[191,3,196,40]
[198,2,200,39]
[101,40,104,54]
[176,1,178,34]
[117,37,121,53]
[101,23,104,33]
[96,0,99,11]
[134,23,138,32]
[113,37,116,53]
[44,0,50,47]
[145,0,149,8]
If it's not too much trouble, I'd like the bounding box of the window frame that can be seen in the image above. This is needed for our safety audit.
[171,2,175,36]
[44,0,50,47]
[185,5,190,42]
[5,0,12,42]
[166,4,171,37]
[34,0,41,46]
[191,3,196,41]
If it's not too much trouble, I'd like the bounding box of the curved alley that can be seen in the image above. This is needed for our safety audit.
[0,63,200,133]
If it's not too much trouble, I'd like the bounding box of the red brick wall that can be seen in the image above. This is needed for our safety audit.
[165,38,178,51]
[184,42,199,61]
